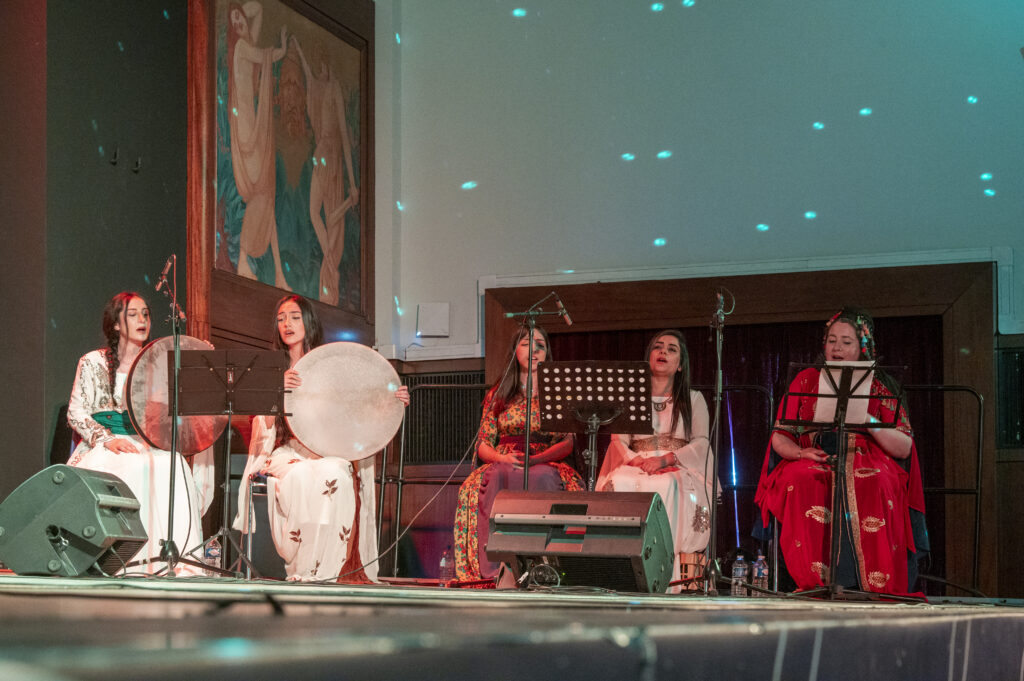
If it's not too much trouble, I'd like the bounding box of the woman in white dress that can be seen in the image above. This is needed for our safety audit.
[597,330,718,587]
[234,294,409,582]
[67,292,209,575]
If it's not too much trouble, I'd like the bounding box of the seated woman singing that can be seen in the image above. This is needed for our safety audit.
[454,326,582,582]
[597,330,718,587]
[233,294,409,582]
[754,306,925,594]
[67,291,212,575]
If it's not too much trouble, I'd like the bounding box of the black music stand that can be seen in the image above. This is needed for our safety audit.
[537,361,653,490]
[174,349,289,577]
[775,361,913,601]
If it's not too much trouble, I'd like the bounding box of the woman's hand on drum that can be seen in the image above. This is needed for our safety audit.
[395,385,410,406]
[283,368,302,390]
[797,447,829,463]
[105,437,139,454]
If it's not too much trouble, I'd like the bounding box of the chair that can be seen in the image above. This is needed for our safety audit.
[241,473,286,580]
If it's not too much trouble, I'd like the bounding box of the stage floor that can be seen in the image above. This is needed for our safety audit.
[1,573,1023,680]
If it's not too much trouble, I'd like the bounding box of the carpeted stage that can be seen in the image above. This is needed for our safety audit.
[1,574,1023,680]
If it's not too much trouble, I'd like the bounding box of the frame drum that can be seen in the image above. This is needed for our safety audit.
[125,335,227,456]
[285,342,404,460]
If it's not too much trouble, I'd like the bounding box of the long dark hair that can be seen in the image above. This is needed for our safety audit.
[273,294,324,355]
[101,291,146,393]
[488,325,552,415]
[822,306,904,402]
[273,295,323,446]
[645,329,693,438]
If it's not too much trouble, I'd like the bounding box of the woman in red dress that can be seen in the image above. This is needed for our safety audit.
[755,307,925,594]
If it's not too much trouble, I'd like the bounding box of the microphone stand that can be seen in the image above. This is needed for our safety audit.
[155,254,190,575]
[702,294,726,595]
[503,293,566,491]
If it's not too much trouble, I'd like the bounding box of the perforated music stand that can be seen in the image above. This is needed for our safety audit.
[537,361,653,490]
[174,349,289,576]
[775,360,912,601]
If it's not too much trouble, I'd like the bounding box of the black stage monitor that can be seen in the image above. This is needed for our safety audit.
[485,490,674,593]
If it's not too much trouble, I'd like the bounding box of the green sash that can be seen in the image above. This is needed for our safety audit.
[92,410,137,436]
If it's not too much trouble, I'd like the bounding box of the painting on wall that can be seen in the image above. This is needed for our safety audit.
[213,0,366,312]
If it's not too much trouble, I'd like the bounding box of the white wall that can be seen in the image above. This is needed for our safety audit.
[376,0,1024,358]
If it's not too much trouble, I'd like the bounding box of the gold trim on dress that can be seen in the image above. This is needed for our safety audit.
[631,435,688,452]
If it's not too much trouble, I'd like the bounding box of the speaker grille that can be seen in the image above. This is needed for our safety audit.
[403,372,487,464]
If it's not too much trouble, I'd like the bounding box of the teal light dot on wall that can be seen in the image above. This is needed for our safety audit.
[621,153,636,161]
[804,211,817,219]
[967,95,978,104]
[512,8,527,17]
[859,108,872,116]
[682,0,695,6]
[653,238,667,247]
[461,181,478,190]
[979,173,992,181]
[984,188,996,197]
[756,224,770,232]
[656,150,672,159]
[651,3,664,11]
[812,121,825,130]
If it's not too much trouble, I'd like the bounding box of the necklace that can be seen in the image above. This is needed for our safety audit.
[653,396,671,412]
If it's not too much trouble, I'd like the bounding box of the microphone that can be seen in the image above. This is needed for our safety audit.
[553,293,573,327]
[155,255,174,293]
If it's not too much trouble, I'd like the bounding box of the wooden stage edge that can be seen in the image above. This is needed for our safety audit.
[1,573,1024,680]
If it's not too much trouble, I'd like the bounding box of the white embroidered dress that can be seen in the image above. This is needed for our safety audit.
[67,349,212,575]
[597,390,719,583]
[233,415,379,582]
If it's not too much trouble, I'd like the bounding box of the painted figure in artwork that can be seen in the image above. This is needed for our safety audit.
[227,1,290,289]
[292,35,359,306]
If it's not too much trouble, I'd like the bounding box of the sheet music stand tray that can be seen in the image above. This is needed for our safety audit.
[537,360,652,490]
[776,360,914,601]
[174,349,289,577]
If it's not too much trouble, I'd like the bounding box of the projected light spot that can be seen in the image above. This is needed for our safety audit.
[461,181,478,190]
[51,318,57,329]
[804,211,817,219]
[395,296,404,316]
[512,8,527,17]
[98,146,105,156]
[163,9,170,20]
[621,153,636,161]
[656,150,673,159]
[984,188,996,197]
[91,120,99,132]
[651,3,664,11]
[232,107,238,117]
[396,201,405,211]
[284,262,291,273]
[320,157,326,166]
[859,108,872,116]
[980,173,992,181]
[756,224,770,232]
[812,121,825,130]
[395,33,401,44]
[117,41,125,52]
[144,275,151,284]
[338,331,356,341]
[312,157,318,166]
[967,96,978,104]
[683,0,695,5]
[560,269,576,274]
[653,238,667,247]
[217,95,224,105]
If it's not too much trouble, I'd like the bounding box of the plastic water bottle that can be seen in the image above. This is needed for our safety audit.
[438,546,455,587]
[204,537,222,569]
[752,553,769,596]
[731,553,749,596]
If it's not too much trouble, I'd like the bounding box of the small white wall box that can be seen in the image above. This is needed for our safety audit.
[415,302,450,338]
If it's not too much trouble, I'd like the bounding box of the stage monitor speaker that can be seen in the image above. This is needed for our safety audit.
[485,490,674,593]
[0,464,147,576]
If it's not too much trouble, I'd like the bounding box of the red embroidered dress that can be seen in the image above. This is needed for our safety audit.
[755,368,925,594]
